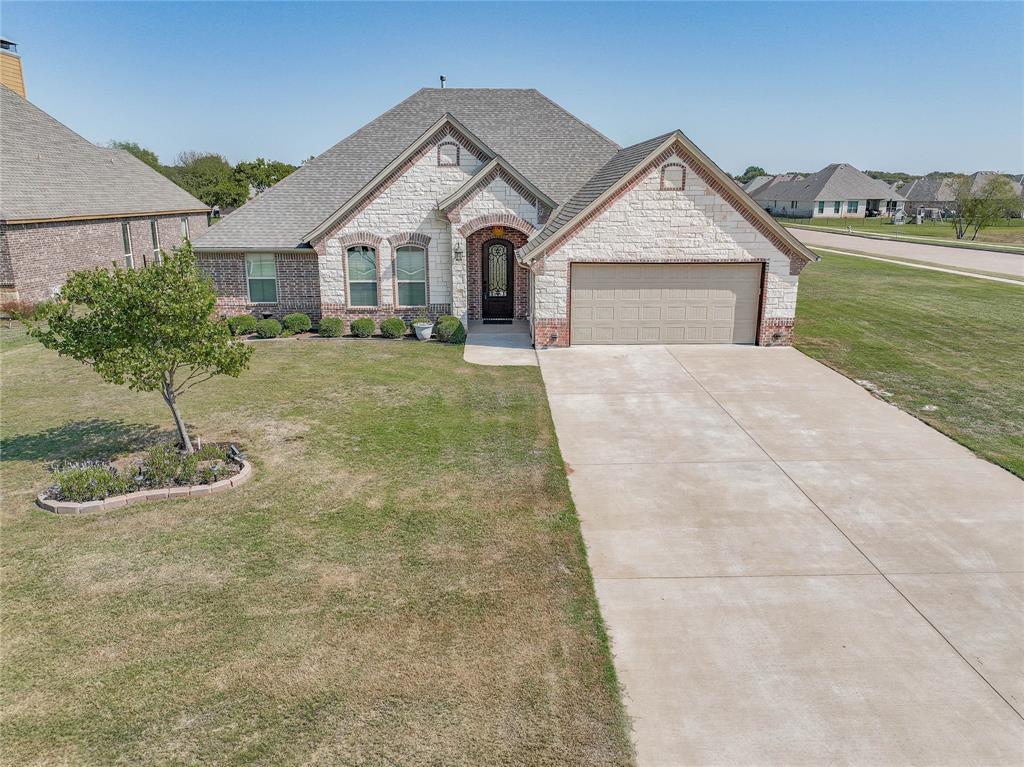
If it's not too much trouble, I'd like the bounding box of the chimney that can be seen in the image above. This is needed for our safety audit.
[0,39,25,97]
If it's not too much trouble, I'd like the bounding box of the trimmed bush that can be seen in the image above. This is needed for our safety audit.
[51,463,134,503]
[255,318,282,339]
[227,314,258,336]
[349,318,375,338]
[318,317,344,337]
[380,317,407,339]
[434,315,466,344]
[282,313,312,334]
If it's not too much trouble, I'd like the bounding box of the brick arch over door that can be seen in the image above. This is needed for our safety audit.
[465,225,530,321]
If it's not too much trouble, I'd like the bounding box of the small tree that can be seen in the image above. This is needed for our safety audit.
[736,165,767,184]
[948,175,1023,240]
[24,242,252,453]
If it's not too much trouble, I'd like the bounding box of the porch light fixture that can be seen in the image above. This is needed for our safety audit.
[452,241,464,262]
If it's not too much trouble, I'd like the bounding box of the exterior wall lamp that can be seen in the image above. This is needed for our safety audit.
[452,241,464,262]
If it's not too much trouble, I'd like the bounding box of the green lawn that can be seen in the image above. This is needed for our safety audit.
[0,333,633,766]
[795,251,1024,477]
[778,216,1024,246]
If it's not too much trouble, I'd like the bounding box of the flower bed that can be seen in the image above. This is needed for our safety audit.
[36,443,252,515]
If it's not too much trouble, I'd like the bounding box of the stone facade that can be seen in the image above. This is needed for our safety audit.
[1,213,208,303]
[531,152,804,347]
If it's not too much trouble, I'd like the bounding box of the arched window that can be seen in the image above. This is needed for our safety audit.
[347,246,377,306]
[437,141,460,167]
[395,246,427,306]
[660,162,686,191]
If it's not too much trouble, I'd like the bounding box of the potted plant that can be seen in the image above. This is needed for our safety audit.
[411,309,434,341]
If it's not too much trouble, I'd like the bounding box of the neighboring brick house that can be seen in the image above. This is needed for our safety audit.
[194,88,817,347]
[751,163,905,220]
[0,85,209,303]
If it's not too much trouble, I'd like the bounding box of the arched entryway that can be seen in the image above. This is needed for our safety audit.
[464,225,530,321]
[481,238,514,319]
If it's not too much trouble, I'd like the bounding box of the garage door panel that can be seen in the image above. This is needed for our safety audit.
[571,263,760,345]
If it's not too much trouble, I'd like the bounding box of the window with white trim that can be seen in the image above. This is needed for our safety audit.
[847,200,859,213]
[660,163,686,191]
[818,201,825,214]
[150,220,161,264]
[395,246,426,306]
[121,222,134,268]
[833,201,842,214]
[347,246,377,306]
[790,200,798,210]
[437,141,459,167]
[181,217,190,239]
[246,253,277,303]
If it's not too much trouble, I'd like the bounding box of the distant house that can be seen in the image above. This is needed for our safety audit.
[0,85,210,302]
[900,172,1023,218]
[751,163,904,219]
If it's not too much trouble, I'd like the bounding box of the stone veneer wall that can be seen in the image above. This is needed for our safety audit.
[1,213,208,302]
[532,152,804,347]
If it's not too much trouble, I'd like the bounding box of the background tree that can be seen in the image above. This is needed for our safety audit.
[109,140,162,170]
[235,158,297,195]
[170,152,249,208]
[736,165,767,183]
[24,242,252,453]
[948,175,1023,240]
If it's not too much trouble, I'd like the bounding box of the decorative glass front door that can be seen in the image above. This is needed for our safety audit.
[482,238,514,318]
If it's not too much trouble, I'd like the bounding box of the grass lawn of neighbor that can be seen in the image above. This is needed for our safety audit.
[778,216,1024,247]
[0,331,633,766]
[795,250,1024,478]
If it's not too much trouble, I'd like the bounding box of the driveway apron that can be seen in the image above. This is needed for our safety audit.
[539,344,1024,767]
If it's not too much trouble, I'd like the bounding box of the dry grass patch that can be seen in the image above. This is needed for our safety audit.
[1,329,633,766]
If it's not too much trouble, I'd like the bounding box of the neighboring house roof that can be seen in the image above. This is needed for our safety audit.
[194,88,619,250]
[519,131,818,265]
[899,175,955,204]
[969,171,1022,196]
[753,163,902,203]
[741,175,773,194]
[0,85,208,223]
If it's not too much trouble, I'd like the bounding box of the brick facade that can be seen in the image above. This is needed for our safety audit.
[199,252,321,319]
[1,213,208,303]
[464,226,530,320]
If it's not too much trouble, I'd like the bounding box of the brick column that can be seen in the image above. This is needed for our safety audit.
[451,232,468,326]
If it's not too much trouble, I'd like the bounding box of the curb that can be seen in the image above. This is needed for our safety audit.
[36,459,252,515]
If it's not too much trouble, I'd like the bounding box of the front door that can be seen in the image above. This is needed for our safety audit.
[482,238,515,318]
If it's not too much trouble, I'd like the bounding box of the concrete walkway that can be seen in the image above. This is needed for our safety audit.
[792,228,1024,277]
[462,320,537,366]
[538,345,1024,766]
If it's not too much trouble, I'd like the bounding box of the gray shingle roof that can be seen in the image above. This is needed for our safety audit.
[195,88,619,250]
[518,132,674,259]
[899,176,955,203]
[0,85,207,222]
[752,163,901,203]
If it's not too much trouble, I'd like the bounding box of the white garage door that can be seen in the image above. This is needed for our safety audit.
[570,263,762,345]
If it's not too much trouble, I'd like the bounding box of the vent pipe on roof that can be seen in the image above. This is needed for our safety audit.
[439,75,446,89]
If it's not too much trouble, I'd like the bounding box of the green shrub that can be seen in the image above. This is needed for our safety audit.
[227,314,258,336]
[380,316,407,339]
[282,313,312,334]
[51,464,134,502]
[318,317,344,337]
[255,318,282,338]
[434,315,466,344]
[349,318,375,338]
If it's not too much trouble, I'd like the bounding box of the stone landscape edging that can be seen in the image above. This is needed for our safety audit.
[35,459,253,515]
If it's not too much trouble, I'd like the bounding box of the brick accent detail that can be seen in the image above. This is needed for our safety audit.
[335,231,383,249]
[314,125,491,245]
[533,319,569,348]
[464,226,529,320]
[199,252,321,320]
[759,317,795,346]
[386,231,431,249]
[788,252,808,276]
[457,213,536,239]
[1,213,208,302]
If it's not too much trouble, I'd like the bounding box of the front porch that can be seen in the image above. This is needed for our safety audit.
[463,320,536,366]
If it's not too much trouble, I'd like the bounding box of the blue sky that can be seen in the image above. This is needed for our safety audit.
[3,1,1020,175]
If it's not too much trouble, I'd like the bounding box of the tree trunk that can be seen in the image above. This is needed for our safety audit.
[162,375,194,454]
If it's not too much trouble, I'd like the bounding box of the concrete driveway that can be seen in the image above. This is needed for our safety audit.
[538,345,1024,766]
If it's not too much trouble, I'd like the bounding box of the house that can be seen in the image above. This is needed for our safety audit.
[899,172,1024,218]
[193,88,816,347]
[0,85,210,303]
[751,163,904,219]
